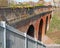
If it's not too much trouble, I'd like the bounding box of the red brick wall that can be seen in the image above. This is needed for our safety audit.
[16,13,52,41]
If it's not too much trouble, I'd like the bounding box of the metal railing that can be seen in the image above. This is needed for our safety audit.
[0,21,46,48]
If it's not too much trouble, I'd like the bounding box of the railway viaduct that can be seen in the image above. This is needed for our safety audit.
[0,6,52,43]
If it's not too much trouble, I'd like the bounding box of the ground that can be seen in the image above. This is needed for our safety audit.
[46,8,60,44]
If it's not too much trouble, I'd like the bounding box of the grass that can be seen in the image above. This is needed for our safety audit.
[47,14,60,33]
[46,8,60,44]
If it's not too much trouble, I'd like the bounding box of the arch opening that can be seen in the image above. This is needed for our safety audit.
[27,25,34,37]
[45,16,48,34]
[38,19,43,41]
[50,14,52,19]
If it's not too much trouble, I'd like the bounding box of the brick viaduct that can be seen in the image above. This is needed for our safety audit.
[0,6,52,42]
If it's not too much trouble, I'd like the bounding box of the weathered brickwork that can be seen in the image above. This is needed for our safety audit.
[0,6,52,42]
[16,13,52,41]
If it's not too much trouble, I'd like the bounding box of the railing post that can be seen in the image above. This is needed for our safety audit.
[1,21,6,48]
[24,33,27,48]
[35,39,37,48]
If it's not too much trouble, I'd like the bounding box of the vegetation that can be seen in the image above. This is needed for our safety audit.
[46,8,60,44]
[36,4,44,6]
[10,3,31,8]
[0,0,44,8]
[9,4,44,8]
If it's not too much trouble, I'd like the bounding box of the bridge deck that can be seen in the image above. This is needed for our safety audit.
[0,6,52,25]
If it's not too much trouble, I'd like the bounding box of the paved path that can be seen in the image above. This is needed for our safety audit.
[43,35,53,44]
[46,44,60,48]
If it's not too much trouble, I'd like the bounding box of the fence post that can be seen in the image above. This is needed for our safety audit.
[1,21,6,48]
[24,33,27,48]
[35,39,37,48]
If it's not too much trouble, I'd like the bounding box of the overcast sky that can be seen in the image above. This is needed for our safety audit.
[15,0,51,2]
[44,0,51,2]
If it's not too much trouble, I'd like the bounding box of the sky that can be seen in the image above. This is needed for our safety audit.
[15,0,51,2]
[44,0,51,2]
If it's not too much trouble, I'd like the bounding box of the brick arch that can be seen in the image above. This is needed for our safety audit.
[27,25,34,37]
[45,16,49,34]
[38,19,43,41]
